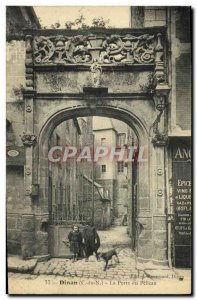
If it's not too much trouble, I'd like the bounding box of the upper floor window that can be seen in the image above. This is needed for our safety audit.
[101,165,106,173]
[117,161,124,173]
[117,133,126,147]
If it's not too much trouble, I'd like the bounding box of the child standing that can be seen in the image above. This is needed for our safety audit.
[68,225,82,262]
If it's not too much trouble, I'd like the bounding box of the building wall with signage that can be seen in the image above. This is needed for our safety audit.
[171,140,191,267]
[168,7,192,268]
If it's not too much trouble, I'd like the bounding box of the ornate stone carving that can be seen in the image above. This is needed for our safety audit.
[21,134,37,146]
[25,188,32,196]
[33,33,157,65]
[26,105,32,113]
[155,33,166,84]
[25,35,34,90]
[157,168,163,176]
[167,213,174,223]
[140,72,157,94]
[149,110,168,147]
[90,60,102,87]
[152,133,168,146]
[25,167,31,175]
[157,189,163,196]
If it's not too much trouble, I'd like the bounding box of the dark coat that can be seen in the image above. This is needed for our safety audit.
[68,230,82,254]
[83,225,100,257]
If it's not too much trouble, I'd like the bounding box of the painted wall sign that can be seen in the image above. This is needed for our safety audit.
[172,140,191,268]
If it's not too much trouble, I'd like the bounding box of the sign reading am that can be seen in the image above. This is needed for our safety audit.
[174,146,191,161]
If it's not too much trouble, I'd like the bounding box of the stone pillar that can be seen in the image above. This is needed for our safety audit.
[152,142,168,265]
[150,92,170,265]
[21,35,36,259]
[136,145,153,262]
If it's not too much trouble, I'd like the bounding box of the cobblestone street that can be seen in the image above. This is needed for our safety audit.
[34,226,141,280]
[9,226,143,280]
[8,226,191,294]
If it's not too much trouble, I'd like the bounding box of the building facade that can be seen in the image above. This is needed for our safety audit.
[6,7,191,267]
[93,117,136,222]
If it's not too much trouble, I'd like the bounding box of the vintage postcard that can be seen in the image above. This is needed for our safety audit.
[6,6,192,295]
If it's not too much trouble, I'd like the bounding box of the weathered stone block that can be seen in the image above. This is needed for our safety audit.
[155,10,166,21]
[36,71,152,94]
[138,217,152,230]
[138,238,152,248]
[17,216,22,229]
[21,243,35,258]
[144,21,166,27]
[7,240,21,255]
[152,247,167,260]
[140,230,152,239]
[153,218,167,230]
[145,10,156,21]
[7,217,17,229]
[138,245,152,259]
[153,239,167,249]
[34,231,49,256]
[7,229,21,242]
[21,231,35,243]
[22,215,35,232]
[153,230,167,241]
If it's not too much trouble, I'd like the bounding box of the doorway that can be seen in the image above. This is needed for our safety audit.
[37,103,150,258]
[46,116,140,257]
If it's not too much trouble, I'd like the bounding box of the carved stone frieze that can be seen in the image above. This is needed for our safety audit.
[33,33,159,65]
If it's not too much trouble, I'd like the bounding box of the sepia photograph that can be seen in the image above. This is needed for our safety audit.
[6,5,192,295]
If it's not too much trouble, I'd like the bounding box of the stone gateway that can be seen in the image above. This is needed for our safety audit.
[6,6,191,270]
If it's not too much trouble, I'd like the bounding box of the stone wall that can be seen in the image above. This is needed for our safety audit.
[169,7,191,132]
[6,41,26,103]
[144,7,167,27]
[131,6,167,28]
[6,102,25,254]
[36,70,152,94]
[7,166,24,255]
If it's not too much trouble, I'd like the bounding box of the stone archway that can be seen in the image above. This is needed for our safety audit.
[19,28,170,266]
[34,101,155,261]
